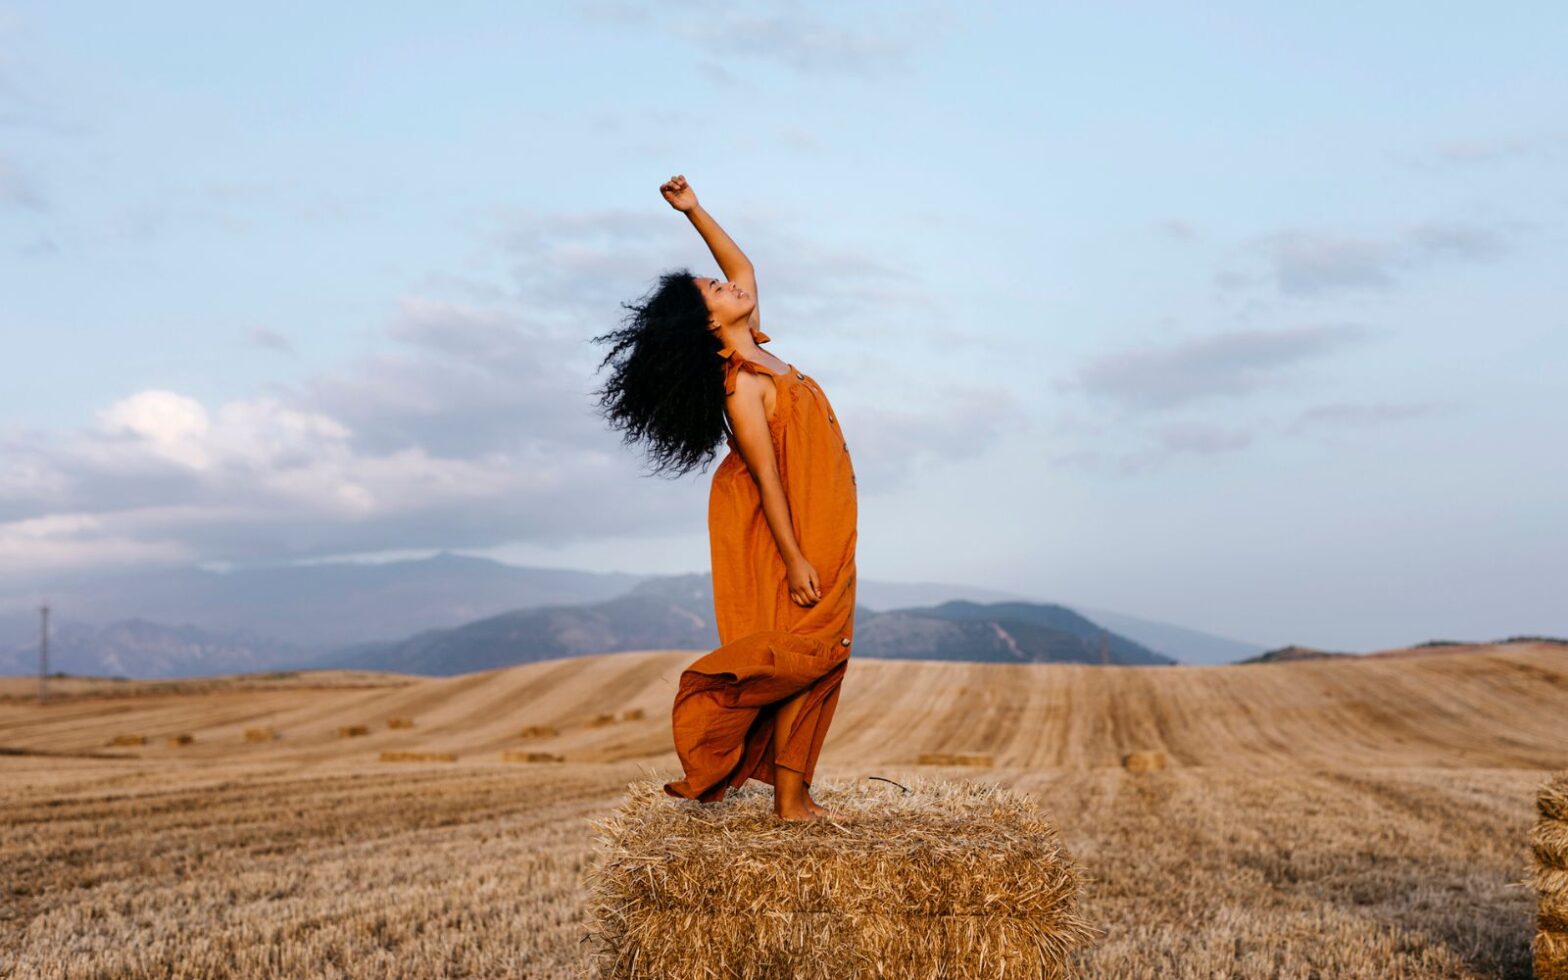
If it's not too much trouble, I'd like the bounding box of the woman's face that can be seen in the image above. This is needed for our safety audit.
[694,275,755,326]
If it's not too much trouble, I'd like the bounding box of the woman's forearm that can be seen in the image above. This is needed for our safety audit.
[686,204,752,279]
[757,479,804,566]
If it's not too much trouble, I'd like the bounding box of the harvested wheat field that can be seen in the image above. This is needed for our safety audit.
[2,640,1566,978]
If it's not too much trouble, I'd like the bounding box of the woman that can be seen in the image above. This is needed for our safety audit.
[591,174,858,822]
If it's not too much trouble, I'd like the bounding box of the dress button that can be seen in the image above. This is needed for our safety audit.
[796,372,805,380]
[828,415,835,423]
[840,636,851,646]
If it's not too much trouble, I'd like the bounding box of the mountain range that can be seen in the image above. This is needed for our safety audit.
[0,553,1269,678]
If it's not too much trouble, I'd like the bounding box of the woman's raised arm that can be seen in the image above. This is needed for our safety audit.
[660,174,758,294]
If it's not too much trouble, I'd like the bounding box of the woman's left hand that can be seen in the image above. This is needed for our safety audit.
[786,555,822,606]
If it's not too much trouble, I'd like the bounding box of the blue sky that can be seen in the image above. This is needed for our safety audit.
[1,1,1564,651]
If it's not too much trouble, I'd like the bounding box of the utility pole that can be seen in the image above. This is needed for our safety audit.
[39,602,50,704]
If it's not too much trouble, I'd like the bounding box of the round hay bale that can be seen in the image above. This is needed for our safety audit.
[1536,928,1568,980]
[583,776,1102,979]
[165,734,194,746]
[244,727,276,742]
[1533,771,1568,979]
[618,707,646,722]
[109,734,146,746]
[379,750,456,763]
[519,724,557,739]
[337,725,369,738]
[1121,750,1167,774]
[386,717,415,729]
[587,712,617,728]
[1534,818,1568,871]
[1542,771,1568,822]
[502,750,565,763]
[1540,868,1568,933]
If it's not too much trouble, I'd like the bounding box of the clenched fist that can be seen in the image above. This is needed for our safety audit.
[659,174,698,213]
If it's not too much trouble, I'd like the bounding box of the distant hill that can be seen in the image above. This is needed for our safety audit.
[0,552,645,653]
[312,573,733,675]
[0,617,316,679]
[312,589,1172,675]
[1065,603,1270,665]
[0,555,1273,678]
[1237,644,1355,664]
[1235,636,1568,664]
[852,579,1034,612]
[854,585,1269,664]
[855,600,1175,666]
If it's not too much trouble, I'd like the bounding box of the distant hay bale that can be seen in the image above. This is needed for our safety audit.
[1121,750,1168,774]
[379,750,456,763]
[1533,770,1568,979]
[386,717,415,729]
[917,751,994,767]
[583,776,1101,979]
[587,712,617,728]
[502,750,565,763]
[618,707,646,721]
[244,727,276,742]
[337,725,369,738]
[519,724,558,739]
[165,733,194,746]
[109,734,146,746]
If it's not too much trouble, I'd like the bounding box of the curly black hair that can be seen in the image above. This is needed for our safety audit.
[590,267,733,479]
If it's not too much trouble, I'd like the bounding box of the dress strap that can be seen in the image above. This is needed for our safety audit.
[715,324,777,396]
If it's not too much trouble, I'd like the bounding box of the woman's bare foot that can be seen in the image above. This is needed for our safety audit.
[774,798,822,821]
[773,761,821,820]
[802,787,842,819]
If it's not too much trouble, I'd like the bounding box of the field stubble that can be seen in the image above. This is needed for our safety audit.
[2,642,1563,978]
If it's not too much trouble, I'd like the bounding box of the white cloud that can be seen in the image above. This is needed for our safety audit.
[574,0,923,77]
[0,151,45,211]
[1064,323,1376,413]
[1222,218,1520,297]
[246,326,296,354]
[1153,420,1252,454]
[94,391,215,470]
[0,512,192,576]
[1287,400,1449,432]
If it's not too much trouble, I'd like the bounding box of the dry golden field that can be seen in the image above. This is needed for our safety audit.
[2,641,1565,978]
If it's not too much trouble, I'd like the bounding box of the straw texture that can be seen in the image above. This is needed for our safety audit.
[1533,770,1568,980]
[582,775,1100,979]
[1543,774,1568,822]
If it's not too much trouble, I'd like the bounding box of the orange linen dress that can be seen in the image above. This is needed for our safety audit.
[664,326,859,803]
